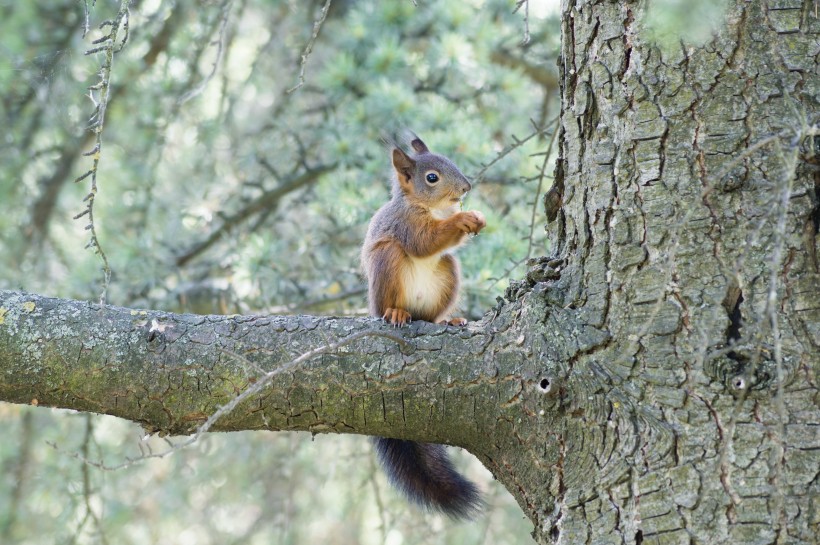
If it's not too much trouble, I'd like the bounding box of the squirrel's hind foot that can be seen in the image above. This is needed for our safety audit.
[383,308,411,327]
[439,317,467,326]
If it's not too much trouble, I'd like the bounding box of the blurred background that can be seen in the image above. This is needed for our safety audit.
[0,1,561,543]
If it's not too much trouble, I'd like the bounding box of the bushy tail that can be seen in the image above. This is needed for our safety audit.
[373,437,483,519]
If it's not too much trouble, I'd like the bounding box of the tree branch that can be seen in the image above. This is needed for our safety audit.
[174,164,336,266]
[0,271,670,532]
[0,287,571,526]
[0,290,537,451]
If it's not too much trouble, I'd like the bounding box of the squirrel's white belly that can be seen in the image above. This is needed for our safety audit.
[401,254,448,318]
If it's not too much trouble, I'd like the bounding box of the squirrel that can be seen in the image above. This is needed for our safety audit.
[361,134,485,519]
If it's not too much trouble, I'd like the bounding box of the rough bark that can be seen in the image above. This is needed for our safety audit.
[540,0,819,543]
[1,1,818,544]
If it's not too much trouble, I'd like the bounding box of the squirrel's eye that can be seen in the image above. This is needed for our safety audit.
[425,172,439,184]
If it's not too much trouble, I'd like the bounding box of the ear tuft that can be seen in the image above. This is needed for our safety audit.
[380,133,400,152]
[410,137,429,154]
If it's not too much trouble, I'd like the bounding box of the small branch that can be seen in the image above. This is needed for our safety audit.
[488,118,560,287]
[0,410,34,540]
[513,0,530,45]
[82,0,94,38]
[22,5,182,254]
[287,0,332,94]
[472,118,554,184]
[489,49,559,90]
[174,164,336,266]
[367,449,390,542]
[269,287,367,314]
[74,0,130,304]
[75,415,109,545]
[178,0,234,105]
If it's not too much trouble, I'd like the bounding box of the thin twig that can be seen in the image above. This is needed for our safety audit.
[719,133,801,535]
[74,0,130,304]
[513,0,530,45]
[367,448,389,543]
[82,0,94,38]
[178,0,234,104]
[472,118,554,183]
[174,163,336,266]
[487,117,559,286]
[762,137,795,537]
[287,0,332,94]
[77,415,110,545]
[524,119,559,264]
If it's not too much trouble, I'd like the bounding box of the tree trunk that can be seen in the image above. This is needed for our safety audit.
[1,1,818,544]
[541,0,819,543]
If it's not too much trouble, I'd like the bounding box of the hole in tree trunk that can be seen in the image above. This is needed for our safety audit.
[722,285,743,360]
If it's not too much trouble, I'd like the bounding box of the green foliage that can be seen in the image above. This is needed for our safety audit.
[0,0,561,542]
[641,0,730,51]
[1,0,559,315]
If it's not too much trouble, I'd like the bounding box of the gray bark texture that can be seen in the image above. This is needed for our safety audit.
[1,0,819,544]
[541,0,819,543]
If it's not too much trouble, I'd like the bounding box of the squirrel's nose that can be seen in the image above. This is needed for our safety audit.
[462,180,472,194]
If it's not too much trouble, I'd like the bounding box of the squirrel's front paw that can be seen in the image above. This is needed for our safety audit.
[455,210,486,234]
[383,308,411,327]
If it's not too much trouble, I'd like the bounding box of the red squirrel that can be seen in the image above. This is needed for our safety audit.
[361,135,486,326]
[361,135,485,519]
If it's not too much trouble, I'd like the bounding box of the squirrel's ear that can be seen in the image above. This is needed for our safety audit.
[410,137,429,154]
[392,148,416,189]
